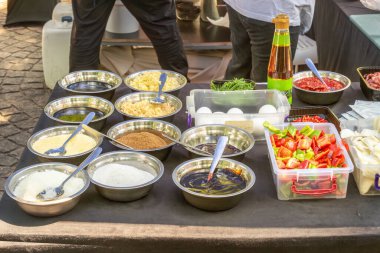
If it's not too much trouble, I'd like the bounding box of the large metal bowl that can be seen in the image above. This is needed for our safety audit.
[114,92,182,122]
[87,151,164,202]
[27,125,103,165]
[107,119,181,160]
[58,70,122,100]
[293,71,351,105]
[172,157,255,211]
[4,162,90,217]
[180,124,254,161]
[44,95,114,130]
[124,69,187,96]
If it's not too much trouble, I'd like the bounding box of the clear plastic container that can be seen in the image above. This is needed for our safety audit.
[264,123,354,200]
[341,118,380,195]
[186,89,290,140]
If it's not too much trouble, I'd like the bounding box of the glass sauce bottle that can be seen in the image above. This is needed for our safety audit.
[267,14,293,104]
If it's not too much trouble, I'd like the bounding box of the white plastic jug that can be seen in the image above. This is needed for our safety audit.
[106,0,139,34]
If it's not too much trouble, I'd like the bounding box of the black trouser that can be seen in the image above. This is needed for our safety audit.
[225,5,300,82]
[70,0,189,77]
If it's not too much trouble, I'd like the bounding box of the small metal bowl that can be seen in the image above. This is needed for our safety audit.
[44,95,114,130]
[114,92,182,122]
[124,69,187,96]
[58,70,122,100]
[172,157,255,211]
[293,71,351,105]
[107,119,181,160]
[87,151,164,202]
[4,162,90,217]
[180,124,254,161]
[27,125,103,165]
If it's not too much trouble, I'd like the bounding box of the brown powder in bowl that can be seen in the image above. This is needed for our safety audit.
[116,129,172,150]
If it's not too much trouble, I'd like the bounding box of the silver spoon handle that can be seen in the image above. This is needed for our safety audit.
[207,136,228,181]
[61,112,95,149]
[162,133,212,156]
[158,73,167,98]
[59,147,102,188]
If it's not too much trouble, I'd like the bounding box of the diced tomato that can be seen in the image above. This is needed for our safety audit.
[276,159,286,169]
[317,163,328,168]
[316,135,331,149]
[286,158,300,169]
[297,137,312,150]
[277,146,293,158]
[285,139,297,151]
[332,157,345,167]
[342,139,349,151]
[327,134,336,144]
[299,160,310,169]
[315,149,329,161]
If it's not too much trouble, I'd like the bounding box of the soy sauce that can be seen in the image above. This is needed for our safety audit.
[195,143,241,155]
[180,169,246,195]
[67,81,113,92]
[53,107,105,122]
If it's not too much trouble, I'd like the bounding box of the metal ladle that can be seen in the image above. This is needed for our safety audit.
[36,147,103,201]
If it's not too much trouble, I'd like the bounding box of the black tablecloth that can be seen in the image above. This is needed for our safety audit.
[1,83,380,252]
[5,0,58,25]
[311,0,380,81]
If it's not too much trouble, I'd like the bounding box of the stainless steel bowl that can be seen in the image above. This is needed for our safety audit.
[124,69,187,96]
[58,70,122,100]
[293,71,351,105]
[44,95,114,130]
[4,162,90,217]
[87,151,164,202]
[114,92,182,122]
[107,119,181,160]
[27,125,103,165]
[172,157,255,211]
[180,124,254,161]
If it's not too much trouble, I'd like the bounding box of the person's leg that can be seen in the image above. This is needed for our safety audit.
[70,0,115,72]
[224,5,252,80]
[121,0,188,77]
[289,26,300,60]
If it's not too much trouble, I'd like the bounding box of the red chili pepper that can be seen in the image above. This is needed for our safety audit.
[316,135,331,149]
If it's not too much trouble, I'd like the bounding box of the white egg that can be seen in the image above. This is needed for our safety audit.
[196,107,212,114]
[259,104,277,114]
[213,111,225,114]
[252,118,266,135]
[227,108,243,114]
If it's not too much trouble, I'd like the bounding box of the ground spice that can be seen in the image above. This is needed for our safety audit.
[116,129,171,150]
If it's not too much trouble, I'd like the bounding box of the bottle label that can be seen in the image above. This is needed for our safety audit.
[267,77,293,104]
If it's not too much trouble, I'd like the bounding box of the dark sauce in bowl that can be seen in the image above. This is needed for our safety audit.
[67,81,113,92]
[53,107,105,122]
[180,169,246,195]
[195,143,242,155]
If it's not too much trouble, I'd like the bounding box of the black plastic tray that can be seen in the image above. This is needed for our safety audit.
[357,66,380,101]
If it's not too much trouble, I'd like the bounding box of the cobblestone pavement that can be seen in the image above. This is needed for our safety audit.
[0,1,51,197]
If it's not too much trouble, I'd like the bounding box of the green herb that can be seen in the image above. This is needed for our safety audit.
[211,78,254,91]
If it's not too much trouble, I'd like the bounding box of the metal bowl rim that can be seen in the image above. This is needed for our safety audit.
[293,71,351,94]
[106,119,181,152]
[124,69,187,93]
[27,125,103,159]
[44,95,115,124]
[114,92,183,119]
[180,124,255,157]
[58,70,123,94]
[87,150,164,190]
[172,157,256,198]
[4,162,90,206]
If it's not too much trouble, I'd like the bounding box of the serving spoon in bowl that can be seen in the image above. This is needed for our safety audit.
[207,136,229,182]
[44,112,95,156]
[36,147,103,201]
[161,133,213,156]
[150,73,167,104]
[305,58,334,91]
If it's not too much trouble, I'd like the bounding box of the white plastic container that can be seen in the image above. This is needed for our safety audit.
[186,89,290,140]
[52,0,73,29]
[106,0,139,34]
[264,123,354,200]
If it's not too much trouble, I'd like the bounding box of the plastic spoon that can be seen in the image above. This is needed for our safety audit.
[207,136,229,182]
[44,112,95,156]
[36,147,103,201]
[305,58,333,91]
[150,73,167,104]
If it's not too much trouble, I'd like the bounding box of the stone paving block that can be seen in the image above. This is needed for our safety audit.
[6,70,26,77]
[31,63,43,72]
[0,70,6,77]
[0,125,21,137]
[9,147,25,159]
[14,119,37,130]
[0,139,18,153]
[0,107,19,116]
[2,92,25,100]
[25,71,43,78]
[21,82,44,90]
[1,77,23,85]
[0,85,20,93]
[11,51,30,59]
[9,113,29,123]
[7,63,33,71]
[0,166,15,177]
[0,101,11,109]
[24,77,44,83]
[8,132,31,146]
[0,51,11,58]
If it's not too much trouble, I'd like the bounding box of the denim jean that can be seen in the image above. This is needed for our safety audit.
[225,5,300,82]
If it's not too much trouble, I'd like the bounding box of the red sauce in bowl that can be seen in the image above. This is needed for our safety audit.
[294,77,345,92]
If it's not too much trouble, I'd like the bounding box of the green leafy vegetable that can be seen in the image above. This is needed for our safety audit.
[211,78,254,91]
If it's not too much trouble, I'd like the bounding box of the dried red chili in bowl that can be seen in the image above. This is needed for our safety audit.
[294,77,345,92]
